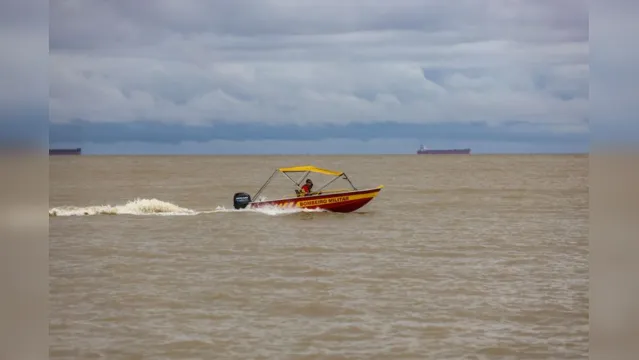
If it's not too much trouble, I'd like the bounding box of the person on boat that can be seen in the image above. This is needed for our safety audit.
[300,179,314,196]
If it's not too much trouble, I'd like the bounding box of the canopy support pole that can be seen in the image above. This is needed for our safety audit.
[281,171,302,188]
[343,174,357,190]
[316,173,355,192]
[252,170,277,200]
[296,171,310,186]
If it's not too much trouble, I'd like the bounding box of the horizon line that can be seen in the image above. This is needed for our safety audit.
[49,151,590,156]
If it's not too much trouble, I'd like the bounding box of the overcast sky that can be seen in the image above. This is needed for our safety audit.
[5,1,637,153]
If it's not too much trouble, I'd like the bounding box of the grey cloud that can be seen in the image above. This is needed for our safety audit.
[51,0,588,50]
[49,56,588,129]
[73,0,472,37]
[48,0,590,137]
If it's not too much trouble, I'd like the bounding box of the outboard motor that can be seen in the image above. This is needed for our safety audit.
[233,192,252,209]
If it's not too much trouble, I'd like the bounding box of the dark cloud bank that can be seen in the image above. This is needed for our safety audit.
[50,119,587,148]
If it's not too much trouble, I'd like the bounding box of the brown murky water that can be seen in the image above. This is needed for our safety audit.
[49,154,589,359]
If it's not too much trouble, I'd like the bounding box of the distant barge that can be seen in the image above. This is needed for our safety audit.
[417,145,471,155]
[49,148,81,155]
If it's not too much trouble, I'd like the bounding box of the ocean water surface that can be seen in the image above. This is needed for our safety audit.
[49,154,589,359]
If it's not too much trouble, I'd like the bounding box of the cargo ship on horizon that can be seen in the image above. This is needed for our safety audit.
[417,145,471,155]
[49,148,82,155]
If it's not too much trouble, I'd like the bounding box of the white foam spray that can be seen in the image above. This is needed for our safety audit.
[212,204,327,216]
[49,198,197,217]
[49,198,327,217]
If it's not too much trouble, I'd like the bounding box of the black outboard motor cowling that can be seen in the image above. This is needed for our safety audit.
[233,192,252,209]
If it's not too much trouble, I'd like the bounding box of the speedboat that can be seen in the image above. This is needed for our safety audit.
[232,165,383,213]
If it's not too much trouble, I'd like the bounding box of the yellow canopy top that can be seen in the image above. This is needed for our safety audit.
[278,165,344,176]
